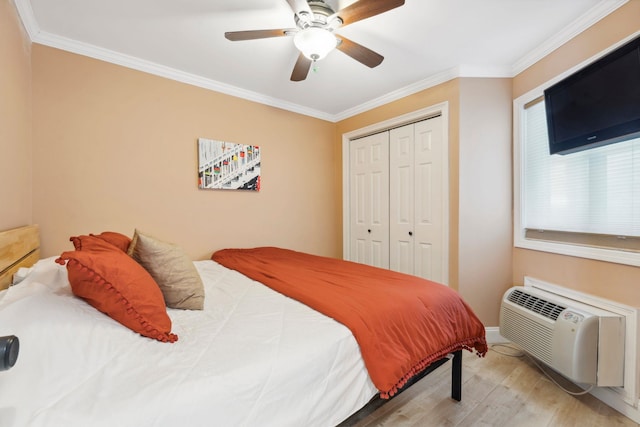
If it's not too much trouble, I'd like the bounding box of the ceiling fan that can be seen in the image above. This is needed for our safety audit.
[224,0,405,82]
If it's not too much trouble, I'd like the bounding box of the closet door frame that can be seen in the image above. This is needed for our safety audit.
[341,102,450,285]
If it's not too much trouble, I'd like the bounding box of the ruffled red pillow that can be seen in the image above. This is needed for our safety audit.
[70,231,132,252]
[56,237,177,343]
[90,231,132,252]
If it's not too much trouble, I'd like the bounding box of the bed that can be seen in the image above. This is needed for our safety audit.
[0,225,486,426]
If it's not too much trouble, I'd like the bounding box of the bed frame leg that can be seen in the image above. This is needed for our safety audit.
[451,350,462,401]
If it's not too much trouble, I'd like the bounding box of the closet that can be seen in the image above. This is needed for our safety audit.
[348,115,445,283]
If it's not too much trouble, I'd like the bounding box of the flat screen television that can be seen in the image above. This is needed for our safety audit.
[544,35,640,155]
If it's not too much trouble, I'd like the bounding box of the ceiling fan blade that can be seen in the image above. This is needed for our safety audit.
[225,29,295,41]
[335,0,405,26]
[290,53,312,81]
[336,36,384,68]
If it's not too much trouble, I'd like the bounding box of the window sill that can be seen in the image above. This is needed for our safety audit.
[514,235,640,267]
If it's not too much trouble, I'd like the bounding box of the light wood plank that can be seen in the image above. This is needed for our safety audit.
[0,225,40,289]
[347,349,639,427]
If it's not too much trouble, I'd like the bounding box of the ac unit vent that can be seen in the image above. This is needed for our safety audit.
[506,288,566,321]
[500,286,625,387]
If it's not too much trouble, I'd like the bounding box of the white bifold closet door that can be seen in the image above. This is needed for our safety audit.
[348,116,445,282]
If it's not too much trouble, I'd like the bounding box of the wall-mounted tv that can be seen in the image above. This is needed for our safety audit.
[544,35,640,155]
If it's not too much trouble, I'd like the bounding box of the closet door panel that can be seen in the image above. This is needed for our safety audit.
[351,171,368,264]
[391,240,412,275]
[349,132,389,268]
[389,124,415,273]
[414,117,444,282]
[415,242,433,279]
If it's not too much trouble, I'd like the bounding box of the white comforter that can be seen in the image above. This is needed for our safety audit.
[0,258,377,427]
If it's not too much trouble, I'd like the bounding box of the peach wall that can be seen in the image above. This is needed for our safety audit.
[0,0,32,231]
[458,78,513,325]
[15,0,637,326]
[31,45,339,260]
[512,0,640,306]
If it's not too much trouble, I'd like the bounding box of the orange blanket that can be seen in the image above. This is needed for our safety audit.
[212,247,487,398]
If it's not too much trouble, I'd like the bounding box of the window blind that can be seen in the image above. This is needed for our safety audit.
[523,101,640,250]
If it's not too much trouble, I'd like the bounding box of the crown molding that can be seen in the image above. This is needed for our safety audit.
[511,0,628,76]
[332,63,515,121]
[14,0,334,122]
[338,0,627,120]
[33,30,336,122]
[333,67,459,121]
[29,23,468,123]
[13,0,630,123]
[456,64,513,78]
[13,0,39,40]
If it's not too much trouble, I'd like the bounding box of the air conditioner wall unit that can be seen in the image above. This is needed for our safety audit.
[499,286,625,387]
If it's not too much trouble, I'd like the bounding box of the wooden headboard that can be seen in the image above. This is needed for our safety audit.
[0,225,40,290]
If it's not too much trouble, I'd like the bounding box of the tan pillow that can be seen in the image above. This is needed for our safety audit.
[128,230,205,310]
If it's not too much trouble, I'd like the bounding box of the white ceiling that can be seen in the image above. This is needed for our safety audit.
[15,0,627,121]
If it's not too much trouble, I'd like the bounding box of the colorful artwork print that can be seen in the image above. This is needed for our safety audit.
[198,138,261,191]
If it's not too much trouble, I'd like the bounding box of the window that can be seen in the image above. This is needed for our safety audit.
[515,96,640,266]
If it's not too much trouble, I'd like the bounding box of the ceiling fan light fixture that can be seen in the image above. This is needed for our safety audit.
[293,27,337,61]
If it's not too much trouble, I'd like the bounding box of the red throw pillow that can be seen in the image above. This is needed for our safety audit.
[70,232,132,252]
[90,231,132,252]
[56,244,178,343]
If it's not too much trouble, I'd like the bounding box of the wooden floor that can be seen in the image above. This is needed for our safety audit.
[344,346,638,427]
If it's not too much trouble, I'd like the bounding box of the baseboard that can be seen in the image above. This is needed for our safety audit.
[485,326,508,344]
[591,387,640,423]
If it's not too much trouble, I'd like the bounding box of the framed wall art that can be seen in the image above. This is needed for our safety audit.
[198,138,261,191]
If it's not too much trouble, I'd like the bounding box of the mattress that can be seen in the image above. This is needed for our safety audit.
[0,257,377,427]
